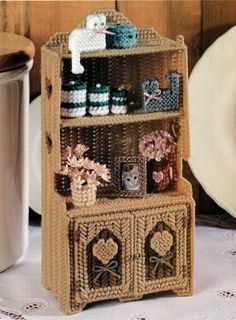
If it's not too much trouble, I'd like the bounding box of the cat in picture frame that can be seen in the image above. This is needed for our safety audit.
[115,156,146,198]
[121,164,140,191]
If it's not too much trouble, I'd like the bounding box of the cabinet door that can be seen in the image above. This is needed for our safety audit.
[134,204,188,296]
[69,212,134,307]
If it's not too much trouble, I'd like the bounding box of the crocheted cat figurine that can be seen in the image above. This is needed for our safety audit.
[69,14,107,74]
[121,165,140,191]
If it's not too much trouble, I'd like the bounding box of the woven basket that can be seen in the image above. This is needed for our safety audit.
[71,182,97,207]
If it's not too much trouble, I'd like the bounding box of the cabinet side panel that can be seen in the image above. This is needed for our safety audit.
[41,49,71,313]
[41,48,52,289]
[167,48,190,160]
[174,196,195,296]
[183,197,195,295]
[180,47,190,160]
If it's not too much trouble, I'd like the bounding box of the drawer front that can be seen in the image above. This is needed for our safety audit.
[135,204,188,295]
[69,212,134,307]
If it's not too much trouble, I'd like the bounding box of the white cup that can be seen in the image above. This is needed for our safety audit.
[0,60,33,272]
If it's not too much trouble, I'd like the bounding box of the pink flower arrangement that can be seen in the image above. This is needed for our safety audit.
[61,144,111,189]
[139,130,176,162]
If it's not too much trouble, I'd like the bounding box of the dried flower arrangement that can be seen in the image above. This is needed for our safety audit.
[61,144,111,206]
[139,130,176,162]
[139,130,177,192]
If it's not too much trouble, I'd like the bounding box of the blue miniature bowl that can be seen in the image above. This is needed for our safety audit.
[106,23,137,49]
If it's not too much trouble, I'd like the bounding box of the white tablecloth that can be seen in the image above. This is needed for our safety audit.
[0,226,236,320]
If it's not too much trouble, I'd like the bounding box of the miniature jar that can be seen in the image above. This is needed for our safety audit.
[111,87,128,114]
[88,83,110,116]
[106,23,137,49]
[61,81,87,117]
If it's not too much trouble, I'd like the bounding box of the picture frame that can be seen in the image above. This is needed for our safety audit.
[115,155,147,198]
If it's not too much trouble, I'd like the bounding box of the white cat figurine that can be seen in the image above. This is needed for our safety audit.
[69,14,107,74]
[122,165,140,191]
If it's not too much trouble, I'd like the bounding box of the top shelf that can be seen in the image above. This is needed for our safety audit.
[43,29,186,59]
[63,42,184,59]
[61,110,181,128]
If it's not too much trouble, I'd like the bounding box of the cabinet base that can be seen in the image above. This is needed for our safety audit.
[69,288,192,314]
[119,295,143,302]
[69,303,87,315]
[174,287,193,297]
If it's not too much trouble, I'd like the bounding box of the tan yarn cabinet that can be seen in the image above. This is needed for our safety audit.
[41,10,195,314]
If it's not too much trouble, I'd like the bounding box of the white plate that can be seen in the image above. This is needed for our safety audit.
[29,96,41,215]
[189,26,236,218]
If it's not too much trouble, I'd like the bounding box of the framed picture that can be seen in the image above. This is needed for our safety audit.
[115,156,146,198]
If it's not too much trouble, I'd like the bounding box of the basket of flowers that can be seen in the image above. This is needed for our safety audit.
[60,144,111,207]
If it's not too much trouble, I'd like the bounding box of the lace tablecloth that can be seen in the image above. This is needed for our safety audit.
[0,226,236,320]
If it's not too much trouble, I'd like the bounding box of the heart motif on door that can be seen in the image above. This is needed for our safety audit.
[93,238,118,265]
[150,230,173,256]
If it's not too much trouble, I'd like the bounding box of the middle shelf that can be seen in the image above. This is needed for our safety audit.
[60,110,181,128]
[63,190,192,218]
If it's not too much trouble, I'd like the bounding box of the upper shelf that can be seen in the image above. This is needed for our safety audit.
[61,110,181,128]
[43,28,186,59]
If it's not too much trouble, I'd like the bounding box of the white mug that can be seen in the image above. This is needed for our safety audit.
[0,61,33,272]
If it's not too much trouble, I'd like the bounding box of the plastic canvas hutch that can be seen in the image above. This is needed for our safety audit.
[41,10,195,314]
